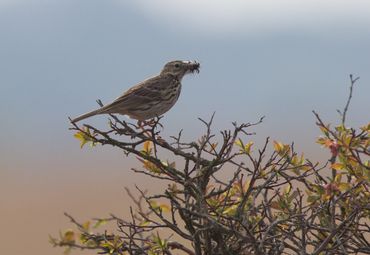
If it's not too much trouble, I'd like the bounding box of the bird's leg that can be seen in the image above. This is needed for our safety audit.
[136,120,143,128]
[137,118,158,128]
[136,117,163,138]
[146,118,157,127]
[148,118,167,145]
[136,120,153,137]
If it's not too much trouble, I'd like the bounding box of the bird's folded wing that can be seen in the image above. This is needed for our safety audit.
[101,75,172,113]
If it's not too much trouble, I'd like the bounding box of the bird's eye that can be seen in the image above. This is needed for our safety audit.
[174,63,180,68]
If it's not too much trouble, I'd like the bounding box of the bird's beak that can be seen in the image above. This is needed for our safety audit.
[185,61,200,73]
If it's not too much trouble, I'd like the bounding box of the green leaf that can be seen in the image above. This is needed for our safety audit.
[331,163,345,171]
[223,204,238,216]
[149,200,169,213]
[235,139,253,154]
[62,229,75,244]
[284,184,292,194]
[137,158,161,174]
[74,127,96,148]
[74,131,88,148]
[273,141,290,156]
[140,220,151,227]
[235,139,244,149]
[244,141,254,154]
[319,124,330,136]
[338,183,351,192]
[82,221,90,231]
[307,195,320,204]
[141,141,153,155]
[93,219,107,229]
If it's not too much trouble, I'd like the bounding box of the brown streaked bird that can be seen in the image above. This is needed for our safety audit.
[71,60,200,123]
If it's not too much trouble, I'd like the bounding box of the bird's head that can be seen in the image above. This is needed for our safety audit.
[160,60,200,80]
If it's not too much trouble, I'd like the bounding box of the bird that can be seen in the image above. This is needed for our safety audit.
[71,60,200,123]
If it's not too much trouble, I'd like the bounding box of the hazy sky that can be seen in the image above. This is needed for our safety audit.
[1,1,369,255]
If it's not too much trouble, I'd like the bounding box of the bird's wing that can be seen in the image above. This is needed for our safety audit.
[100,75,173,113]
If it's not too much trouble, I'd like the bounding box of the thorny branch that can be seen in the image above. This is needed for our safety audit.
[53,79,369,254]
[337,74,360,125]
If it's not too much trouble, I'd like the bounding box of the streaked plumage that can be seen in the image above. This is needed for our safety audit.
[71,60,200,123]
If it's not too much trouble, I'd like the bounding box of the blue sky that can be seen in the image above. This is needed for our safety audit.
[0,1,369,254]
[1,0,369,152]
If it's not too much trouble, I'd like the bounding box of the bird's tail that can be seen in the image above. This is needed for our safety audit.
[71,109,103,123]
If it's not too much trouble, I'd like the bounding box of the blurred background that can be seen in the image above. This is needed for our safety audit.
[0,0,369,254]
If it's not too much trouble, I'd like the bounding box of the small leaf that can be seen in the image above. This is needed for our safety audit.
[137,158,161,174]
[334,173,343,183]
[307,195,320,204]
[74,131,88,148]
[93,219,107,229]
[317,137,329,145]
[291,153,305,167]
[207,198,220,207]
[74,127,96,148]
[161,161,176,169]
[152,233,167,249]
[62,229,75,244]
[150,200,169,213]
[284,184,292,195]
[331,163,345,171]
[323,193,332,201]
[82,221,90,231]
[142,141,153,155]
[244,141,254,154]
[140,220,151,227]
[338,183,351,192]
[273,141,283,152]
[158,204,170,213]
[167,183,180,194]
[319,124,330,136]
[273,141,290,156]
[270,201,281,210]
[236,139,254,154]
[235,139,244,149]
[149,200,158,208]
[85,239,97,247]
[223,204,238,216]
[311,184,325,195]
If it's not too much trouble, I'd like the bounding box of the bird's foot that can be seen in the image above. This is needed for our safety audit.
[136,120,154,137]
[136,118,159,129]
